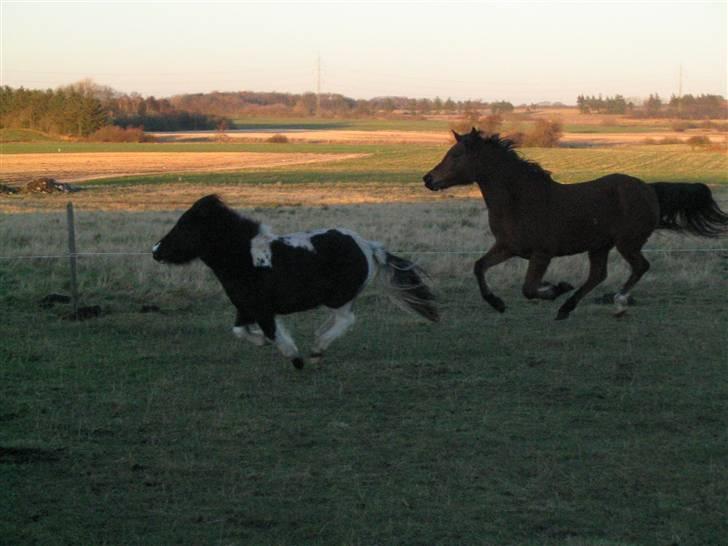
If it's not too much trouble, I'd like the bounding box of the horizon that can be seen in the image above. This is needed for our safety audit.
[2,1,726,104]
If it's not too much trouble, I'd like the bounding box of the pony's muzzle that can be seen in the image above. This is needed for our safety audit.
[152,242,163,261]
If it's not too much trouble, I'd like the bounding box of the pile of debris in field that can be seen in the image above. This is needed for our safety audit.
[0,177,80,195]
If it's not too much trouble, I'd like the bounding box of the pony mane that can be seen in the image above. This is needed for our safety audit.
[469,131,553,181]
[190,194,260,235]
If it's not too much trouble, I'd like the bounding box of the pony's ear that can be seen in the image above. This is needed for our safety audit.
[451,129,462,142]
[469,127,480,137]
[192,194,224,217]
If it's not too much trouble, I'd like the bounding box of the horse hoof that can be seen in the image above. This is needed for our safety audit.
[488,297,506,313]
[557,282,575,293]
[292,357,305,369]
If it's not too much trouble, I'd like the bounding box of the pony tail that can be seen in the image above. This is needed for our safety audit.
[377,252,439,323]
[651,182,728,238]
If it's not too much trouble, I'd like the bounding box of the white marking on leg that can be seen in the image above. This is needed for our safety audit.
[312,303,356,356]
[614,292,630,315]
[152,242,160,253]
[272,318,300,359]
[250,224,275,268]
[233,325,266,347]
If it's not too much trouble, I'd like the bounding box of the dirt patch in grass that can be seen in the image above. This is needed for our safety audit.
[0,151,367,184]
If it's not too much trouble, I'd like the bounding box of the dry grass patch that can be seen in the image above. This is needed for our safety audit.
[0,151,367,184]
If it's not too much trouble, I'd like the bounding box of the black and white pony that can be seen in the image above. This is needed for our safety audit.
[152,195,439,369]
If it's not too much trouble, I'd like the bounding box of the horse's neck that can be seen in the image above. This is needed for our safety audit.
[476,157,553,209]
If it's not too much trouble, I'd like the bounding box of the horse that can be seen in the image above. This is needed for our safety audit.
[423,128,728,320]
[152,195,439,369]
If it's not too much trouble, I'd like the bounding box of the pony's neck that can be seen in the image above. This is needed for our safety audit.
[200,212,260,271]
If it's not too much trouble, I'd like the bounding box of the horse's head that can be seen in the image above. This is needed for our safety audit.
[152,194,225,264]
[423,127,484,191]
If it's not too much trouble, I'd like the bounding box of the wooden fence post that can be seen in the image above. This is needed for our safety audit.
[66,202,79,317]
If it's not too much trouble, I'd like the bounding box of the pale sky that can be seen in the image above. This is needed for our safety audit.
[2,1,726,104]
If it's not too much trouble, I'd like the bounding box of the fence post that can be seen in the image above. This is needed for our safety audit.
[66,202,79,317]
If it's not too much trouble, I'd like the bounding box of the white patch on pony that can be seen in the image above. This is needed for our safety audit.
[152,242,160,253]
[250,224,275,268]
[233,325,266,347]
[272,318,300,359]
[279,232,316,252]
[311,303,356,355]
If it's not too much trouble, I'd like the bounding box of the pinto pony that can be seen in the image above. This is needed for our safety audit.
[423,128,728,319]
[152,195,438,369]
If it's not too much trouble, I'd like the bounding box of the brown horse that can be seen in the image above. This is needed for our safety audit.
[423,128,728,319]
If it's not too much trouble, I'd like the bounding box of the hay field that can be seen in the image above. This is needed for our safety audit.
[0,151,367,183]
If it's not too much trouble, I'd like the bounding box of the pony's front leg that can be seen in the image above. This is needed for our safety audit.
[474,245,512,312]
[258,316,304,369]
[232,310,268,346]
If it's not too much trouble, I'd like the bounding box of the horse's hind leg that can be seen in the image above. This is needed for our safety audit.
[474,245,512,312]
[556,247,610,320]
[613,245,650,317]
[310,302,356,363]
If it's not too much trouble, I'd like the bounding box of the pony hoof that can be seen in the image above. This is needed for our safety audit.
[292,357,305,369]
[613,309,628,319]
[309,352,323,364]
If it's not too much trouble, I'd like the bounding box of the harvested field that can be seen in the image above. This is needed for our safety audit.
[153,128,724,147]
[0,151,367,184]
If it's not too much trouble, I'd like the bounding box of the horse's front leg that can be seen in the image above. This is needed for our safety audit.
[556,247,610,320]
[258,315,304,369]
[474,244,512,312]
[522,254,574,301]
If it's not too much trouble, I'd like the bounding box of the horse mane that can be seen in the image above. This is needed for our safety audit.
[469,131,554,182]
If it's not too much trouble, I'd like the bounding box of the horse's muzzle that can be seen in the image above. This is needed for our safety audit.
[423,173,440,191]
[152,242,163,262]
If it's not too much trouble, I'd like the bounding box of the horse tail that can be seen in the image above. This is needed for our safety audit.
[372,247,439,322]
[650,182,728,238]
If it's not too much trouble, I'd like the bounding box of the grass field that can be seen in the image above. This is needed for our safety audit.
[1,192,727,545]
[2,125,728,544]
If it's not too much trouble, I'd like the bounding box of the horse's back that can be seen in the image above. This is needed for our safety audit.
[547,173,659,254]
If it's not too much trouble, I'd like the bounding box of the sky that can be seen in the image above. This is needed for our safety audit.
[2,1,726,104]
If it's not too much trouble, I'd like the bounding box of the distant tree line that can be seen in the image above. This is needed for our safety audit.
[0,85,108,136]
[578,93,726,119]
[0,81,228,137]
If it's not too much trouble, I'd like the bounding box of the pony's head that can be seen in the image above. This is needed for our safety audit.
[423,128,524,191]
[152,194,228,264]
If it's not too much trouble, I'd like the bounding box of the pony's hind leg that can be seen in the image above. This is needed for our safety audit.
[310,302,356,363]
[613,246,650,317]
[556,247,610,320]
[258,316,304,369]
[474,245,512,312]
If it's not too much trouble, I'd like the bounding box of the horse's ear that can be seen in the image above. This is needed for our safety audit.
[451,129,462,142]
[470,127,480,137]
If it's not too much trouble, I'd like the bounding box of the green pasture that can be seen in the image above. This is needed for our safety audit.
[67,144,728,188]
[1,195,727,545]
